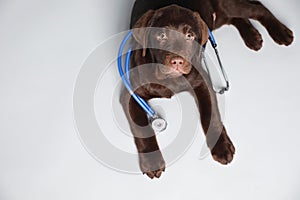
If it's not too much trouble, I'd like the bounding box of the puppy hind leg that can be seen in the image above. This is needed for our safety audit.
[223,0,293,46]
[231,18,263,51]
[247,1,294,46]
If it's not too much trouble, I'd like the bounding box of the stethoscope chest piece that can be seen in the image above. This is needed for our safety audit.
[151,116,167,132]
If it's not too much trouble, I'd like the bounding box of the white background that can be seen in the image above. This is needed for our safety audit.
[0,0,299,199]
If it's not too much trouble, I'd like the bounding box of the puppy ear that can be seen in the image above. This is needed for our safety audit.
[132,10,155,57]
[193,12,209,45]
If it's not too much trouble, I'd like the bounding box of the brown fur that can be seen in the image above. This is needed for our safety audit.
[120,0,293,179]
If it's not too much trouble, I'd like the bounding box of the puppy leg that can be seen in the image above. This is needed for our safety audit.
[120,90,165,179]
[231,18,263,51]
[193,83,235,164]
[220,0,293,46]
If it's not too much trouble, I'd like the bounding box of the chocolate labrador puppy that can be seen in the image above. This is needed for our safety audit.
[130,0,294,50]
[120,0,293,179]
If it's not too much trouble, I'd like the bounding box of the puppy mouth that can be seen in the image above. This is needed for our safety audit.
[161,66,189,75]
[158,66,182,77]
[155,57,192,79]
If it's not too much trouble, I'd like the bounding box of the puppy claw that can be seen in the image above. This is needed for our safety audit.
[146,172,155,179]
[144,168,164,179]
[155,170,163,178]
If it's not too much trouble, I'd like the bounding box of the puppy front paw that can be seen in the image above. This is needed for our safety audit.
[210,132,235,165]
[268,21,294,46]
[139,151,166,179]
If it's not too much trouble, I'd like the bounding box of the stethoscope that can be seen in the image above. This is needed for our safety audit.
[118,29,229,132]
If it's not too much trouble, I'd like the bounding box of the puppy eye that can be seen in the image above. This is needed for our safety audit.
[185,33,195,41]
[157,32,168,41]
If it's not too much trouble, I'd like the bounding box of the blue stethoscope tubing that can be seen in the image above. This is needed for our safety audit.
[117,30,156,118]
[118,29,229,131]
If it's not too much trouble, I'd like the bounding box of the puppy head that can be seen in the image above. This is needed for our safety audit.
[132,5,209,79]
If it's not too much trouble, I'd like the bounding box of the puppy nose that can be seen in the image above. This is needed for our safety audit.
[170,57,185,69]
